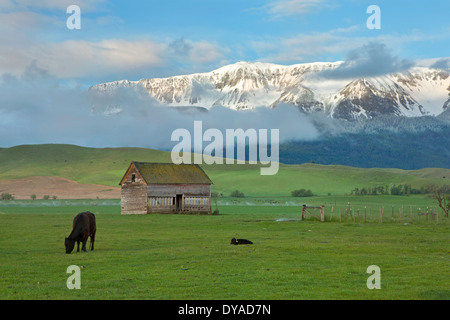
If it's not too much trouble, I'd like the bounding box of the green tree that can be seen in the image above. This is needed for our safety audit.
[291,189,314,197]
[230,190,245,198]
[1,193,14,200]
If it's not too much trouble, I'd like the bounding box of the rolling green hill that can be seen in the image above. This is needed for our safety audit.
[0,144,448,197]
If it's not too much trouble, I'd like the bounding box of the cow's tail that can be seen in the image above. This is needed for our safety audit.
[89,233,95,251]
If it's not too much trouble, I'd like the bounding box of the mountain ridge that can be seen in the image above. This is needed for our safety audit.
[90,60,450,121]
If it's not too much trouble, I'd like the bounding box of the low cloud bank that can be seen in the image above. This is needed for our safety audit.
[315,42,414,79]
[0,62,320,149]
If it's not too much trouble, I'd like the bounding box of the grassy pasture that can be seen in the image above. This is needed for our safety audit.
[1,197,448,300]
[1,144,449,300]
[1,144,449,197]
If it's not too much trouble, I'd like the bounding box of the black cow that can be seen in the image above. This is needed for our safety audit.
[230,238,253,245]
[65,211,96,254]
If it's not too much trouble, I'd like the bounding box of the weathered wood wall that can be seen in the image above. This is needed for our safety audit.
[147,184,211,213]
[120,167,148,215]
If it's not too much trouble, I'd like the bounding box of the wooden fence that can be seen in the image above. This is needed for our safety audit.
[301,204,446,224]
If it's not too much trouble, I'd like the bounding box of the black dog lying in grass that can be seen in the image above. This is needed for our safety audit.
[231,238,253,245]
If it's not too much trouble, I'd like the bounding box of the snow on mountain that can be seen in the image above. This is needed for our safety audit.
[393,67,450,115]
[90,60,450,121]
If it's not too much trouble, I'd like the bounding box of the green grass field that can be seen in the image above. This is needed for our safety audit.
[1,144,449,300]
[1,197,449,300]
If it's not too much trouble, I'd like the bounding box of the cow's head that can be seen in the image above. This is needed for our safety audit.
[230,238,237,245]
[65,237,75,254]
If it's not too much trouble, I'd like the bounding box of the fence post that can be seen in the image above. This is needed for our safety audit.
[436,207,439,224]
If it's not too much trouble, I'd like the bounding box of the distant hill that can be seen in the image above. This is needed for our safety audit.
[0,144,448,197]
[0,144,171,187]
[280,128,450,169]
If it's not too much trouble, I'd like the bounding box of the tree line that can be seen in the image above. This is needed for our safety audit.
[350,184,449,196]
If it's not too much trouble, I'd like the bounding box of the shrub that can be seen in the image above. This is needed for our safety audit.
[1,193,14,200]
[230,190,245,198]
[291,189,314,197]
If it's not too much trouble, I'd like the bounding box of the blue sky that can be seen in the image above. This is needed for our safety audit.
[0,0,449,86]
[0,0,449,148]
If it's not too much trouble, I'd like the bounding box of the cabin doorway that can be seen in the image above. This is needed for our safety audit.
[176,194,183,212]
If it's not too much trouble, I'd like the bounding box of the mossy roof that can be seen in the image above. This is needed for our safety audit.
[123,162,213,185]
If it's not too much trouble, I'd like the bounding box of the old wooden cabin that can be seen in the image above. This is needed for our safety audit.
[119,162,213,215]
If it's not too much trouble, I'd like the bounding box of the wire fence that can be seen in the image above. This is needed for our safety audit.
[303,204,447,224]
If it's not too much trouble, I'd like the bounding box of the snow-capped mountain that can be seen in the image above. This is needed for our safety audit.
[90,60,450,121]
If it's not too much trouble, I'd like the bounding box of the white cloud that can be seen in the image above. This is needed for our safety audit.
[1,0,107,12]
[0,0,228,80]
[0,34,227,80]
[417,57,450,70]
[189,41,227,65]
[0,39,166,79]
[265,0,329,17]
[315,42,414,79]
[251,27,364,63]
[168,38,228,65]
[429,58,450,70]
[0,10,57,40]
[251,27,438,65]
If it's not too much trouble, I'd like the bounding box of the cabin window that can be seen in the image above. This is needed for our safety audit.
[131,174,136,182]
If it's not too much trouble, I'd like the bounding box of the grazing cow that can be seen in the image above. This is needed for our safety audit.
[230,237,253,245]
[65,211,96,254]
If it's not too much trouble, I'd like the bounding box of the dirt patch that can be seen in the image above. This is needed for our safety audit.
[0,176,120,200]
